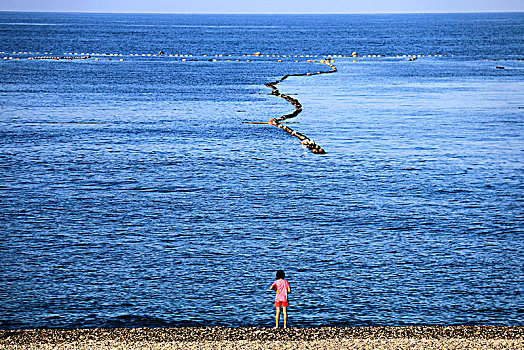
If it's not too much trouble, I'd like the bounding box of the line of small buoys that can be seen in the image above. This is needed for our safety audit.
[27,55,91,61]
[263,58,338,154]
[2,50,459,62]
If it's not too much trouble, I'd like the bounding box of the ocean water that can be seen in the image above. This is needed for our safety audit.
[0,12,523,329]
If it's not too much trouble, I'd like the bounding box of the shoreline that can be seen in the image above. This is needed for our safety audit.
[2,326,523,349]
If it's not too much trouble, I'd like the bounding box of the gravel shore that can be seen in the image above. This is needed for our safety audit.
[1,326,523,349]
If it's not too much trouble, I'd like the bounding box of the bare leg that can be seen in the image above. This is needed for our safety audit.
[275,307,281,328]
[283,307,288,328]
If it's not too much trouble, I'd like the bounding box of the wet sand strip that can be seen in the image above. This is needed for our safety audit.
[265,59,338,154]
[1,326,522,349]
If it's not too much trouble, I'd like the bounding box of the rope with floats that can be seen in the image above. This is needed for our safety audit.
[263,59,338,154]
[2,50,465,154]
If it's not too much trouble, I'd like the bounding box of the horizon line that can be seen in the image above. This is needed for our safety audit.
[1,10,523,15]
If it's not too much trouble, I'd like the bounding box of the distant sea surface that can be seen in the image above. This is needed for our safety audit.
[0,12,523,329]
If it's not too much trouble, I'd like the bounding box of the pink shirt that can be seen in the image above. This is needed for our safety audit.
[271,279,290,302]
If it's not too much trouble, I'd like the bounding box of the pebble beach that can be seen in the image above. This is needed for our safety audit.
[1,326,523,349]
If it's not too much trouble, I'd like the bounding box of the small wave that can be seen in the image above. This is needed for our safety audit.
[102,315,172,329]
[0,22,66,26]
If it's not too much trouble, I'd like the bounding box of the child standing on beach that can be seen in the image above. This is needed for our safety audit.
[270,270,291,328]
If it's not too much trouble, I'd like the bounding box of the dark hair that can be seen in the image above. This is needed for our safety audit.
[276,270,285,279]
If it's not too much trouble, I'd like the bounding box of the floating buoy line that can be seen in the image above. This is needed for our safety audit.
[11,50,519,154]
[1,50,458,62]
[259,58,338,154]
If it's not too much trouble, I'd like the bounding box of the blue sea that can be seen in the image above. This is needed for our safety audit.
[0,12,523,329]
